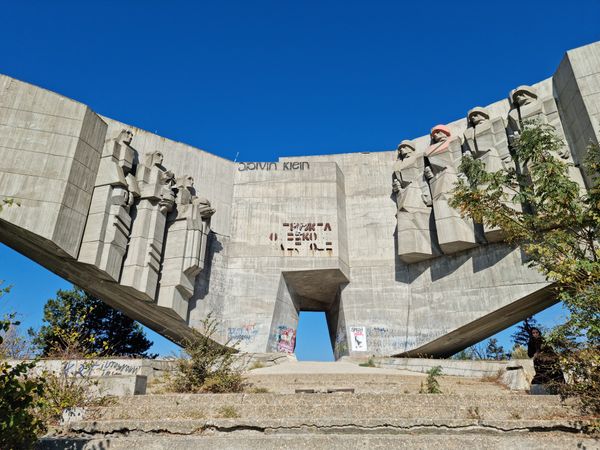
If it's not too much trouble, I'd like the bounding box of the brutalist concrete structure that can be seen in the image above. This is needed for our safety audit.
[1,42,599,358]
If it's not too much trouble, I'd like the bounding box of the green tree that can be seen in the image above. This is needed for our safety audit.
[168,314,244,393]
[33,287,154,358]
[511,316,543,348]
[484,338,506,360]
[0,283,46,449]
[451,121,600,413]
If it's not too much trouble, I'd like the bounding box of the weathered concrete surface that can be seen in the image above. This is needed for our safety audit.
[39,391,597,449]
[362,356,534,378]
[91,375,147,396]
[38,433,600,450]
[7,358,174,382]
[1,41,600,358]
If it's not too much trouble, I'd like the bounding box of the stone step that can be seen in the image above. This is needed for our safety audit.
[243,372,513,394]
[86,393,576,421]
[96,392,568,408]
[54,417,595,443]
[38,432,599,450]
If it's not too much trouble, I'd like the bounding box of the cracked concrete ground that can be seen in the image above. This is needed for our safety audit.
[39,362,599,449]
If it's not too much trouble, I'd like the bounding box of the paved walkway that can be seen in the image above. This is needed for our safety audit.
[246,360,418,376]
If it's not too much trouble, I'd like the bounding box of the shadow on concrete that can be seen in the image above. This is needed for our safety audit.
[188,231,224,317]
[393,226,430,284]
[430,251,471,282]
[37,437,110,449]
[471,243,515,273]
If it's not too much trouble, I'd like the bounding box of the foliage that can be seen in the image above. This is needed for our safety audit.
[0,283,46,450]
[451,121,600,413]
[510,345,529,359]
[33,287,153,358]
[511,316,544,348]
[167,314,245,393]
[248,360,265,370]
[35,365,112,426]
[358,356,376,367]
[484,338,507,360]
[420,365,442,394]
[451,343,486,360]
[0,198,19,213]
[0,321,35,359]
[218,405,240,418]
[247,386,269,393]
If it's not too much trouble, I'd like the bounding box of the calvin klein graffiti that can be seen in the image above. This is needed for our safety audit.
[238,162,310,171]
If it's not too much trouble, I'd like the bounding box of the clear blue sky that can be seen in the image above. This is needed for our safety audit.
[1,1,598,359]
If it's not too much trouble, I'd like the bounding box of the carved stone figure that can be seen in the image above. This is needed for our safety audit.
[425,125,477,254]
[507,85,586,188]
[507,85,543,134]
[392,140,440,262]
[121,151,176,300]
[78,130,137,280]
[158,175,215,319]
[464,107,516,242]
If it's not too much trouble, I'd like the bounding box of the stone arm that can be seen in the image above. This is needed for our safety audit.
[448,138,465,169]
[463,128,476,157]
[392,171,402,193]
[424,166,434,180]
[491,117,512,163]
[420,185,433,206]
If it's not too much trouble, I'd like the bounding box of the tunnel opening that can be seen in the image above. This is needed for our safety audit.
[295,311,334,361]
[267,270,349,359]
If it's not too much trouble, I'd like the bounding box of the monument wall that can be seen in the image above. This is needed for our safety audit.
[1,41,599,357]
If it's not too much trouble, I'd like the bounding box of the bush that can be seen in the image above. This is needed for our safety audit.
[420,366,442,394]
[556,346,600,414]
[35,364,112,426]
[0,360,46,450]
[510,345,529,359]
[0,284,46,449]
[359,357,376,367]
[167,315,245,393]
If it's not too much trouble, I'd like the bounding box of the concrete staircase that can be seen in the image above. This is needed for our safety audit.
[39,362,598,449]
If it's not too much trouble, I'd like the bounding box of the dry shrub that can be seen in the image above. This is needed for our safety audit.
[167,315,245,394]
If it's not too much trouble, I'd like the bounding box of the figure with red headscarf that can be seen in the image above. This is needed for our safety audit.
[424,125,478,254]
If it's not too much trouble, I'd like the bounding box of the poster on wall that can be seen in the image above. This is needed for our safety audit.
[275,326,296,353]
[350,326,367,351]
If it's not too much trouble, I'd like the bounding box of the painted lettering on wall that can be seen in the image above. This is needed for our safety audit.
[269,222,334,256]
[334,328,348,359]
[238,161,310,171]
[227,323,259,342]
[274,325,296,353]
[61,360,139,378]
[365,326,416,353]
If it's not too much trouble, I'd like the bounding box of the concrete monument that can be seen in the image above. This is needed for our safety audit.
[425,124,478,253]
[463,107,515,242]
[0,41,599,358]
[392,140,440,262]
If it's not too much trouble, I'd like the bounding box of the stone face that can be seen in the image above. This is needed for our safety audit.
[1,41,599,358]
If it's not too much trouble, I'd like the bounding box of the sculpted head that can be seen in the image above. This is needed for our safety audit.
[510,85,538,107]
[397,140,416,160]
[117,129,134,146]
[430,125,451,143]
[178,175,194,189]
[467,107,490,126]
[143,151,164,167]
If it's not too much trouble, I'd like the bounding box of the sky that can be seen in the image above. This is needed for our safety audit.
[0,1,598,360]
